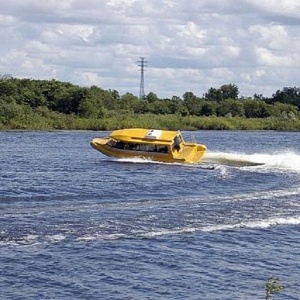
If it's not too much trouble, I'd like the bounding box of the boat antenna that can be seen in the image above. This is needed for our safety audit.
[137,57,147,99]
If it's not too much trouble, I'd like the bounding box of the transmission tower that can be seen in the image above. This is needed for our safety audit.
[138,57,147,99]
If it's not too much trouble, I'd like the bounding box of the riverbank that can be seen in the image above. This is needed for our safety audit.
[1,112,300,131]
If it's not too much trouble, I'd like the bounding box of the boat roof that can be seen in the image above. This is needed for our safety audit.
[110,128,181,144]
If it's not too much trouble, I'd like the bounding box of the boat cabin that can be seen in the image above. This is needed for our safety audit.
[107,128,185,155]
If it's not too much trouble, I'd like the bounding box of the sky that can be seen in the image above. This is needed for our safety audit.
[1,0,300,99]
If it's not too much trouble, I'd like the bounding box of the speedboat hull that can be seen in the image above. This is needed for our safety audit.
[90,128,207,164]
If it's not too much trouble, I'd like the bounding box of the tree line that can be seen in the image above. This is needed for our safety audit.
[0,74,299,130]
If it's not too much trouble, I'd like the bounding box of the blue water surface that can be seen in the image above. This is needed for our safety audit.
[1,130,300,299]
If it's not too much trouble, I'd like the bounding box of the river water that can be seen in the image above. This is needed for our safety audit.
[1,130,300,299]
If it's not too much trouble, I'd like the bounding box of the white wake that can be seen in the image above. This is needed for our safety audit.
[204,151,300,171]
[202,216,300,232]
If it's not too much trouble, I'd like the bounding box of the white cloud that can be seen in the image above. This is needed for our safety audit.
[255,47,292,67]
[0,0,300,98]
[248,0,300,19]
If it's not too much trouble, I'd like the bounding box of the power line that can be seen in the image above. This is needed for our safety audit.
[137,57,147,99]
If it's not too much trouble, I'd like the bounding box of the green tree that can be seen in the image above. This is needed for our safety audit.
[19,87,47,108]
[220,84,239,100]
[205,84,239,102]
[253,93,265,100]
[268,102,298,118]
[217,99,244,117]
[169,96,189,116]
[0,99,21,124]
[201,101,218,116]
[0,78,17,97]
[243,99,270,118]
[146,92,159,104]
[53,87,87,114]
[120,93,140,111]
[87,86,117,110]
[149,100,170,115]
[132,100,150,114]
[109,89,120,101]
[78,92,105,118]
[41,79,72,111]
[204,87,222,102]
[183,92,202,115]
[269,87,300,108]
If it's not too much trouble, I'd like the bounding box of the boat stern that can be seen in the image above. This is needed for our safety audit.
[174,143,207,163]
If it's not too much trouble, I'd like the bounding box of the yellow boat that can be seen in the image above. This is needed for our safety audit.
[90,128,207,164]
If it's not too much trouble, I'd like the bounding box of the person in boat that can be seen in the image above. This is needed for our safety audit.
[172,136,181,152]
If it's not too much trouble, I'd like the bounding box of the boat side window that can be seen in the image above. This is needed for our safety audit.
[157,145,168,153]
[139,144,151,152]
[108,140,168,153]
[115,141,125,149]
[107,139,117,147]
[108,139,126,149]
[139,144,168,153]
[124,143,138,150]
[109,140,140,151]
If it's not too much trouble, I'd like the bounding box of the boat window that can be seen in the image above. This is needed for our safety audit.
[107,139,125,149]
[156,145,168,153]
[107,139,117,147]
[177,134,184,144]
[108,139,168,153]
[115,141,125,149]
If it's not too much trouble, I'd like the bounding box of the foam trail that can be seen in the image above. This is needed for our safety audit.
[114,157,162,164]
[137,216,300,237]
[202,216,300,232]
[113,157,193,167]
[204,151,300,171]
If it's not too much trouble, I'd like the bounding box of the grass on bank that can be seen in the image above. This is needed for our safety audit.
[1,107,300,131]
